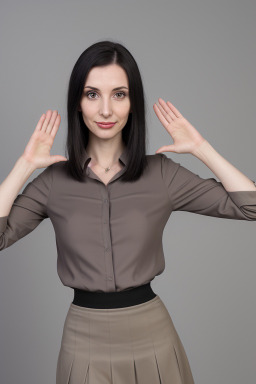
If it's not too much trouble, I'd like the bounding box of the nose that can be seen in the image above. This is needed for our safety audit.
[99,98,113,117]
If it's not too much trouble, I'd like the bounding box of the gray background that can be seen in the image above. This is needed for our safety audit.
[0,0,255,382]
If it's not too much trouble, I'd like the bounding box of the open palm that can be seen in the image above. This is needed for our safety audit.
[153,98,206,155]
[22,110,67,169]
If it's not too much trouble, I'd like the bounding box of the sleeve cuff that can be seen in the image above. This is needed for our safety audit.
[228,189,256,208]
[0,216,8,233]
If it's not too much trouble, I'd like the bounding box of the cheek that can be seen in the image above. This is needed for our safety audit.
[118,103,131,118]
[81,102,96,118]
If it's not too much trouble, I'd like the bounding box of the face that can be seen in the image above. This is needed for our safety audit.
[79,64,131,142]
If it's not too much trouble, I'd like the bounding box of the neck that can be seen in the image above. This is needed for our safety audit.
[86,141,126,168]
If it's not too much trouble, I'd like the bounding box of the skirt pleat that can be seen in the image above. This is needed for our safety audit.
[56,295,195,384]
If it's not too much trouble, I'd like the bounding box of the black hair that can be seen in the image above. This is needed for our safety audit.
[64,40,149,182]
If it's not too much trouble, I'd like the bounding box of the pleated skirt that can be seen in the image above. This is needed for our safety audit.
[56,294,195,384]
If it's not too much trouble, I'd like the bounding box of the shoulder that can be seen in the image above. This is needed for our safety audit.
[31,161,67,187]
[146,153,178,169]
[146,153,173,162]
[50,160,67,171]
[145,153,181,183]
[47,160,68,177]
[146,153,164,163]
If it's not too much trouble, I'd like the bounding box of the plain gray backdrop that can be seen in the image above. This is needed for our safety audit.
[0,0,255,383]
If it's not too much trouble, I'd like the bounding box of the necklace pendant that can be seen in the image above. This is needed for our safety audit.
[105,167,110,173]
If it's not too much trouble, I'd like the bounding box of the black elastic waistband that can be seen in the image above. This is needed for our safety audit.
[72,282,156,309]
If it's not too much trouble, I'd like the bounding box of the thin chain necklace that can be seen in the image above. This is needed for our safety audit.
[88,158,119,173]
[87,147,125,173]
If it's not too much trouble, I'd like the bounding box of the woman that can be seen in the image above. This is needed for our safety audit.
[0,40,256,384]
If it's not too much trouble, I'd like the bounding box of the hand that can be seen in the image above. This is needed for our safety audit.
[153,98,206,155]
[21,110,68,169]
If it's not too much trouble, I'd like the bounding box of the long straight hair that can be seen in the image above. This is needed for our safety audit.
[64,40,149,182]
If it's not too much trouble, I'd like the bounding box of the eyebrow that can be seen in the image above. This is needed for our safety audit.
[84,86,129,91]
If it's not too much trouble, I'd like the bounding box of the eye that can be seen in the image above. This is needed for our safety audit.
[115,91,126,99]
[86,91,97,99]
[85,91,127,99]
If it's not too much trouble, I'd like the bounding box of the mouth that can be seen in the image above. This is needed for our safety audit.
[96,122,116,129]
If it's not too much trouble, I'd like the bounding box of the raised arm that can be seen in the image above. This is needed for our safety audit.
[0,156,36,218]
[154,98,256,190]
[191,140,256,192]
[154,98,256,220]
[0,110,67,250]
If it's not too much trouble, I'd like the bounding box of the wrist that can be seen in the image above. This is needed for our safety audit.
[191,139,213,160]
[16,156,37,175]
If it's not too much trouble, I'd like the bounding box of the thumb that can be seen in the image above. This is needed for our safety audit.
[49,155,68,164]
[155,145,176,154]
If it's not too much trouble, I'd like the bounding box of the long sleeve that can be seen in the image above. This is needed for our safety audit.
[160,153,256,220]
[0,165,53,251]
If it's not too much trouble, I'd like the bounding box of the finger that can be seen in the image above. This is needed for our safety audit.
[50,114,61,139]
[158,98,177,120]
[166,100,182,118]
[35,113,47,132]
[155,145,176,154]
[49,155,68,164]
[46,110,58,134]
[41,110,52,132]
[153,103,170,128]
[156,102,173,125]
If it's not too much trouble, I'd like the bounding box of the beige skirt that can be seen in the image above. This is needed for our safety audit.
[56,295,195,384]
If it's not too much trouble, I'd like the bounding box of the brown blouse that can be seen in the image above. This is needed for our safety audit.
[1,148,256,292]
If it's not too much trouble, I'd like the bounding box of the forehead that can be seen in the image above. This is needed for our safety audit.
[84,64,129,88]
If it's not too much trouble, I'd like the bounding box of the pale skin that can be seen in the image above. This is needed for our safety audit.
[78,64,131,184]
[0,64,130,216]
[22,110,68,169]
[0,110,67,217]
[1,89,255,218]
[153,98,256,192]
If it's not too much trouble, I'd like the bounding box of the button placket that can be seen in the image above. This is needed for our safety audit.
[101,185,115,291]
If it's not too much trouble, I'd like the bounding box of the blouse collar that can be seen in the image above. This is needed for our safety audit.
[80,146,128,171]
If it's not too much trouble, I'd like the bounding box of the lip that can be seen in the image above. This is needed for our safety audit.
[96,122,116,129]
